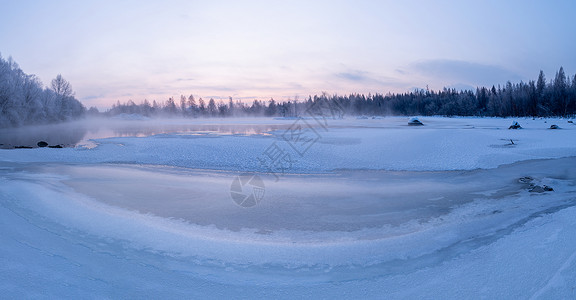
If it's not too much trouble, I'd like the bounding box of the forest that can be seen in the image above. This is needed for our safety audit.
[108,67,576,119]
[2,53,576,129]
[0,55,85,128]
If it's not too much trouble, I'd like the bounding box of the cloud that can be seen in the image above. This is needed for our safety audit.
[333,69,406,89]
[79,94,104,101]
[336,71,369,82]
[395,69,407,75]
[411,59,524,87]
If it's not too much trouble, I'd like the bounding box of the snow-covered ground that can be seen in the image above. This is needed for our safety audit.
[1,116,576,298]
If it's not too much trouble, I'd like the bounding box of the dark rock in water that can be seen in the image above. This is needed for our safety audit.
[48,145,63,148]
[508,121,522,129]
[14,146,33,149]
[529,185,554,193]
[37,141,48,147]
[549,124,560,129]
[518,176,534,184]
[408,117,424,126]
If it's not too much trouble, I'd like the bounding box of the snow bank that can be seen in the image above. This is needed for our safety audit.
[1,158,576,297]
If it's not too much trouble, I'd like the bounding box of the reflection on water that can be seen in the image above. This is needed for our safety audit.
[0,118,289,149]
[0,122,88,149]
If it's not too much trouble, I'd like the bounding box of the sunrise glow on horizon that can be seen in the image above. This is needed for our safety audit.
[1,0,575,109]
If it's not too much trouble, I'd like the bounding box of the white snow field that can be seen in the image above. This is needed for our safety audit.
[1,116,576,298]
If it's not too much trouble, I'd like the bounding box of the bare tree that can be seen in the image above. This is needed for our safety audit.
[51,74,74,98]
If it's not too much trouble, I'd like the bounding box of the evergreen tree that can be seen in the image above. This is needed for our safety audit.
[180,95,187,115]
[198,98,206,116]
[207,98,217,117]
[552,67,568,115]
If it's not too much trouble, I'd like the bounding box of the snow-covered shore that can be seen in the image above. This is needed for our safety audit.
[1,117,576,298]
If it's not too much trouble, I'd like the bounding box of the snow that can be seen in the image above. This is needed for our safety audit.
[1,117,576,172]
[1,116,576,298]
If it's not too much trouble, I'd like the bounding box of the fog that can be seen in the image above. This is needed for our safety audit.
[0,117,292,149]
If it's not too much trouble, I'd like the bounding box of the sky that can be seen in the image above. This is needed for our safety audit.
[1,0,575,109]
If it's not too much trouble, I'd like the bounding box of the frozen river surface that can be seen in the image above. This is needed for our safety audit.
[1,117,576,298]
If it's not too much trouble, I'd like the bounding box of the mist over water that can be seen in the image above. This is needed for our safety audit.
[0,117,292,149]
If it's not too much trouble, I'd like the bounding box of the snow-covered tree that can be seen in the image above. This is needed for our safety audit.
[0,55,85,127]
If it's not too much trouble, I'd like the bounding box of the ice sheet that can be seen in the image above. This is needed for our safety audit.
[2,157,575,272]
[1,117,576,173]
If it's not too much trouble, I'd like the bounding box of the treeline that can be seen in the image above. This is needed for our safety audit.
[107,96,288,118]
[108,67,576,118]
[384,67,576,117]
[0,55,85,128]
